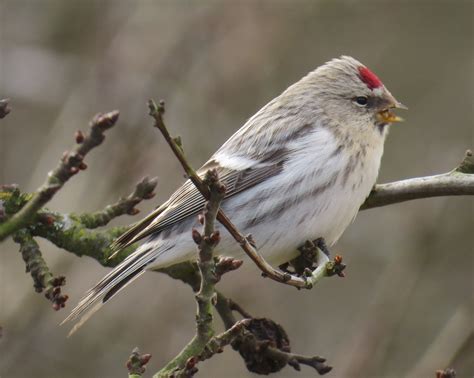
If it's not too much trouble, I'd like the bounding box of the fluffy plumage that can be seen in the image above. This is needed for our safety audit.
[63,56,404,334]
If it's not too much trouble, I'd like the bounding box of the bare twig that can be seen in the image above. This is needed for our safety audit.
[13,230,68,310]
[198,319,251,361]
[76,176,158,229]
[0,98,11,119]
[155,170,226,377]
[278,351,332,375]
[0,111,120,241]
[361,150,474,210]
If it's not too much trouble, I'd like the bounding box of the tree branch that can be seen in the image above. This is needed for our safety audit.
[2,176,157,310]
[0,111,120,241]
[154,170,226,377]
[198,319,251,362]
[13,229,68,310]
[74,176,157,229]
[30,210,131,267]
[361,150,474,210]
[0,175,158,268]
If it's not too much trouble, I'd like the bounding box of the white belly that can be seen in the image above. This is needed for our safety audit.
[219,143,382,265]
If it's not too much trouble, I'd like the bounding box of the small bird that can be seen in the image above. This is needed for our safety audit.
[64,56,405,333]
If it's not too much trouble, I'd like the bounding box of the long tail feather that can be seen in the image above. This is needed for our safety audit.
[62,241,169,334]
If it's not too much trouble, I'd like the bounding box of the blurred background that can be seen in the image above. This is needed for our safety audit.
[0,1,472,377]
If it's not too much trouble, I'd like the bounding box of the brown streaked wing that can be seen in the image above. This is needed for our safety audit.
[115,152,288,249]
[109,205,168,252]
[110,165,215,252]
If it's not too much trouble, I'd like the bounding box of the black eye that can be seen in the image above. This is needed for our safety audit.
[355,96,368,106]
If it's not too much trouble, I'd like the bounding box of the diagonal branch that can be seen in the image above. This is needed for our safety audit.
[0,111,120,241]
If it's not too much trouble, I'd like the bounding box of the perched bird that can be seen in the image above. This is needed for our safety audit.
[64,56,405,333]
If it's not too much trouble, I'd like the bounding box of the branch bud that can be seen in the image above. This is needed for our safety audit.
[215,256,243,279]
[192,228,202,244]
[127,208,140,216]
[209,230,220,245]
[74,130,85,144]
[139,354,152,365]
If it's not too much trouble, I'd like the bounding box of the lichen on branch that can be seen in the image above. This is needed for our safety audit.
[13,229,68,310]
[74,176,157,229]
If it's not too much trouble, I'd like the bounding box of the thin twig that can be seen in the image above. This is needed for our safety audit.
[76,176,158,229]
[198,319,251,361]
[0,111,120,241]
[271,349,332,375]
[155,170,226,377]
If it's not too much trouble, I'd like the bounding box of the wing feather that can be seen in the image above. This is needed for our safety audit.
[113,150,288,251]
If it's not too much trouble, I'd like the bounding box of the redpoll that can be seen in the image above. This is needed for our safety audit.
[64,56,405,333]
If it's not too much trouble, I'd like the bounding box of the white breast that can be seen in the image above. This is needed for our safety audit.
[217,126,385,265]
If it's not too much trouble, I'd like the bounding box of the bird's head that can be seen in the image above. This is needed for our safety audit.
[307,56,406,134]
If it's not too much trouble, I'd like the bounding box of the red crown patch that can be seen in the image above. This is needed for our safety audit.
[358,66,383,90]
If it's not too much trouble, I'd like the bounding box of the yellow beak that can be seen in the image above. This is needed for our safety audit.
[377,99,407,123]
[377,109,404,123]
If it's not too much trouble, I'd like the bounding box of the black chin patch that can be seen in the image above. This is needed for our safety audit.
[377,123,388,134]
